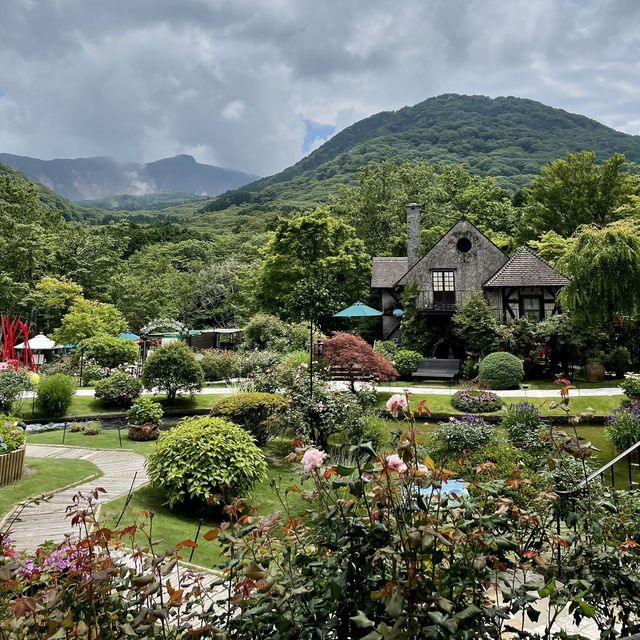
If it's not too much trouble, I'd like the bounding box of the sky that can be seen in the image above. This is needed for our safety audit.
[1,0,640,177]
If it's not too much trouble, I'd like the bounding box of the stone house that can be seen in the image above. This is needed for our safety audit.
[371,204,570,345]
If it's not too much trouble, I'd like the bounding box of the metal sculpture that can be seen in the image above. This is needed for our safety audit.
[1,315,36,371]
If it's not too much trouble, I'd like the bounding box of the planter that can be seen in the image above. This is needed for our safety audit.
[127,422,160,441]
[583,362,605,383]
[0,445,25,487]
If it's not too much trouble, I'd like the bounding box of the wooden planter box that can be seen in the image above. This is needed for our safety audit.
[0,446,25,487]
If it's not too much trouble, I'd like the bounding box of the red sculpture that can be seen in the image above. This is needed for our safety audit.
[1,315,36,371]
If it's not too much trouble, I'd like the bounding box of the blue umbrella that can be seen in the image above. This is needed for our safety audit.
[333,301,383,318]
[119,331,140,341]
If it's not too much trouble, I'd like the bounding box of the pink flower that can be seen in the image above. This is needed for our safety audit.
[301,448,327,472]
[386,394,408,417]
[386,454,408,474]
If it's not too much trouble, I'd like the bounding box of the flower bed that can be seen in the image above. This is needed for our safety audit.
[0,417,26,486]
[451,389,502,413]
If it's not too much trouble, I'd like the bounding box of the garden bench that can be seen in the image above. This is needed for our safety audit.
[329,366,375,382]
[411,358,461,383]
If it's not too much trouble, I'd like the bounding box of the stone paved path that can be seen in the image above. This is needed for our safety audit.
[3,444,148,551]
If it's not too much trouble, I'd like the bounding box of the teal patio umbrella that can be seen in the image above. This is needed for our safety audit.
[333,301,383,318]
[119,331,140,341]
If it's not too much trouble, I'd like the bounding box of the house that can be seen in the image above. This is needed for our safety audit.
[371,204,570,346]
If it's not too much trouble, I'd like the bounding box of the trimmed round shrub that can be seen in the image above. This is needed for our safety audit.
[478,352,524,389]
[451,389,502,413]
[210,392,289,446]
[82,421,102,436]
[147,416,268,508]
[200,349,239,382]
[429,415,496,459]
[393,349,423,378]
[37,374,76,419]
[94,372,143,407]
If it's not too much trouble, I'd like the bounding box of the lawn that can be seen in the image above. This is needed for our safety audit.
[27,428,157,455]
[0,457,101,519]
[384,379,622,391]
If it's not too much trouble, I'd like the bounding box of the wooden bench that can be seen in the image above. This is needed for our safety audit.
[412,358,461,383]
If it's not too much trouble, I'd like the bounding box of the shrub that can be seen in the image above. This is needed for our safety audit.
[275,350,310,388]
[80,336,139,369]
[242,314,289,351]
[200,349,238,381]
[142,341,204,402]
[620,373,640,398]
[236,350,281,378]
[461,357,478,380]
[69,422,84,433]
[451,389,502,413]
[606,406,640,453]
[82,421,102,436]
[393,349,422,378]
[80,362,106,386]
[478,352,524,389]
[94,372,143,407]
[453,291,499,358]
[351,414,389,450]
[501,402,547,450]
[37,374,76,419]
[429,415,496,459]
[146,416,268,508]
[0,368,34,413]
[374,340,398,361]
[606,346,631,378]
[0,416,25,453]
[127,397,163,425]
[210,392,289,446]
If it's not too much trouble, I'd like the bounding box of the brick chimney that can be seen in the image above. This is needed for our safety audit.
[406,203,421,270]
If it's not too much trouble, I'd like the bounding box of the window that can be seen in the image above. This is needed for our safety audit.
[456,237,472,253]
[432,270,456,305]
[520,296,542,322]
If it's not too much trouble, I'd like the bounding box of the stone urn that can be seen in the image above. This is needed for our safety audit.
[127,421,160,441]
[583,361,605,383]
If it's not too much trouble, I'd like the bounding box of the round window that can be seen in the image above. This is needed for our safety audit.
[456,237,472,253]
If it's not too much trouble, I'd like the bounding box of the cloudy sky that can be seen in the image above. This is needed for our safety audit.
[1,0,639,177]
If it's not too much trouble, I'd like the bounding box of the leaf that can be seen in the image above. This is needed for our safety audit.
[577,599,595,618]
[350,611,375,629]
[336,464,356,476]
[384,590,404,618]
[538,577,556,598]
[176,539,197,549]
[203,528,220,541]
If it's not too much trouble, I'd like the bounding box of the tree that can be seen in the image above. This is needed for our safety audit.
[522,151,637,239]
[453,292,499,358]
[141,341,204,402]
[558,221,640,324]
[323,332,397,389]
[528,231,574,267]
[53,297,127,344]
[257,207,370,321]
[26,276,83,333]
[80,336,139,369]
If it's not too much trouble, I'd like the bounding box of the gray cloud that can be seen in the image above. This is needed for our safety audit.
[1,0,640,176]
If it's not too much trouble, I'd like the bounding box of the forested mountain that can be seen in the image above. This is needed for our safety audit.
[201,94,640,214]
[0,153,259,201]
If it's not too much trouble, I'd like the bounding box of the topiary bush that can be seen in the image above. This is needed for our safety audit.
[200,349,239,382]
[429,415,497,459]
[94,372,143,407]
[351,414,390,451]
[451,389,502,413]
[37,374,76,419]
[393,349,423,378]
[147,416,268,508]
[210,392,289,446]
[478,352,524,389]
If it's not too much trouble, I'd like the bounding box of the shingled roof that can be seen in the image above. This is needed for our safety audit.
[484,247,570,288]
[371,257,408,288]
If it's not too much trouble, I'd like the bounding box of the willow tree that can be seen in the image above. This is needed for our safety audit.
[559,221,640,324]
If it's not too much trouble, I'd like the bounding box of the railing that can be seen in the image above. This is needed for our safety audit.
[424,302,458,313]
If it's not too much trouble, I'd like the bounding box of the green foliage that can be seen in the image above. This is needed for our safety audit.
[127,397,164,425]
[0,368,34,413]
[257,207,370,320]
[274,350,310,388]
[528,231,574,267]
[80,335,139,369]
[37,374,76,419]
[373,340,397,361]
[429,415,497,460]
[496,318,536,360]
[606,406,640,453]
[146,416,268,507]
[82,421,102,436]
[393,349,422,378]
[210,392,289,446]
[0,416,25,454]
[451,389,502,413]
[141,341,204,402]
[53,297,127,344]
[236,350,281,379]
[478,352,524,389]
[350,413,390,450]
[453,291,499,358]
[80,362,106,386]
[94,372,143,407]
[501,402,546,450]
[200,349,239,381]
[27,276,83,333]
[399,283,439,354]
[242,313,289,351]
[620,373,640,398]
[606,346,631,377]
[559,221,640,324]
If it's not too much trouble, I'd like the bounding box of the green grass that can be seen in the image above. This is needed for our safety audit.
[27,429,157,455]
[0,457,101,519]
[385,379,622,391]
[100,439,307,569]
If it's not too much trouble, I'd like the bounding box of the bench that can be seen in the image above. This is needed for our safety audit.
[412,358,461,382]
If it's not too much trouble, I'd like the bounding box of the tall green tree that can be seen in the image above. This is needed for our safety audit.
[453,291,499,358]
[27,276,83,332]
[257,207,369,321]
[53,297,127,344]
[523,151,638,239]
[558,221,640,324]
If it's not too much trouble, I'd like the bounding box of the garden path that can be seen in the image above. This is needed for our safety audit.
[3,444,148,552]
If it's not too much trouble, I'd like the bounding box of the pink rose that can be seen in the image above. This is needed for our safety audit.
[386,393,408,417]
[386,454,408,474]
[301,448,327,472]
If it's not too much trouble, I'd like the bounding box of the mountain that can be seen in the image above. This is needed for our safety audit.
[0,153,259,201]
[201,93,640,214]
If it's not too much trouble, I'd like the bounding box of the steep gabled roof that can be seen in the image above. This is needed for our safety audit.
[484,246,570,288]
[371,257,408,288]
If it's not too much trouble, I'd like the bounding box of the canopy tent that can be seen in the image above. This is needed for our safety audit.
[15,334,61,350]
[119,331,140,341]
[333,301,383,318]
